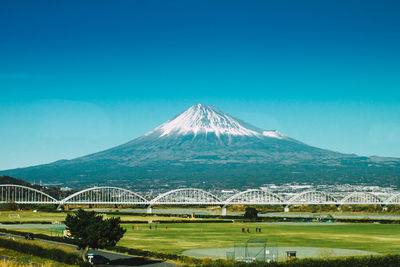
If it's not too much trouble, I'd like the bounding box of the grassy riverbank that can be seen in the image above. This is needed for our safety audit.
[6,219,400,255]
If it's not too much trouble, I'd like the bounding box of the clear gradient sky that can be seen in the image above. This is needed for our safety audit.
[1,0,400,170]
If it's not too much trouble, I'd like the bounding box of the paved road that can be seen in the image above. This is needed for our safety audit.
[0,232,176,266]
[87,248,176,267]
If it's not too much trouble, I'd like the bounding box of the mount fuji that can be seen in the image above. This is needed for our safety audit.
[2,104,400,189]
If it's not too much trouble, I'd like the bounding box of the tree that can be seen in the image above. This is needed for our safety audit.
[65,209,126,261]
[244,207,258,220]
[1,201,19,211]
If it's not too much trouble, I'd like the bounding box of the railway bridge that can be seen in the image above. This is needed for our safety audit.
[1,184,399,215]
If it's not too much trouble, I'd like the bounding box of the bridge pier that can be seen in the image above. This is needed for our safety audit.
[221,205,227,216]
[146,206,153,214]
[284,205,290,212]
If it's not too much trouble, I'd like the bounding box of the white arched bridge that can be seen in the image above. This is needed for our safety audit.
[1,184,400,215]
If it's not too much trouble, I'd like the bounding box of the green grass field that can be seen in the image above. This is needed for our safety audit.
[2,211,400,257]
[0,210,195,223]
[117,222,400,254]
[4,220,400,255]
[0,211,66,223]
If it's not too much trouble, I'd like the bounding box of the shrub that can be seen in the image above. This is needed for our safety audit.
[0,202,19,211]
[0,237,89,266]
[244,207,258,220]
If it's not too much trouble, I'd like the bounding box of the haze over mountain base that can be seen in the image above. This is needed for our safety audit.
[2,104,399,189]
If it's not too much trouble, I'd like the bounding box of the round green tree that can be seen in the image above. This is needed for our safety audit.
[65,209,126,261]
[244,207,259,220]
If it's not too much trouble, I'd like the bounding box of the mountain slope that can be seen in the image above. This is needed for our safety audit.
[1,104,400,189]
[80,104,341,164]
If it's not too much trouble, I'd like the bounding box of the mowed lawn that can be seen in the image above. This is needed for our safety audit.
[2,211,400,255]
[118,223,400,254]
[0,211,66,223]
[0,210,195,223]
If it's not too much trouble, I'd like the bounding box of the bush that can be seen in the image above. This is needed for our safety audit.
[197,255,400,267]
[0,237,89,266]
[244,207,258,220]
[0,202,19,211]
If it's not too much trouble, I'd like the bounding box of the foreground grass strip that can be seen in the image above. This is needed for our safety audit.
[197,255,400,267]
[0,259,37,267]
[0,237,88,266]
[0,248,75,267]
[109,246,400,267]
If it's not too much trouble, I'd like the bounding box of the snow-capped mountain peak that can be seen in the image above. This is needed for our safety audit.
[146,104,285,139]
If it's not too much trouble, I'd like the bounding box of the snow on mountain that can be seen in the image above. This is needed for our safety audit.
[262,130,285,139]
[146,104,285,139]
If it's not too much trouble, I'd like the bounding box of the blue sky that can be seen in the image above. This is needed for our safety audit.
[1,0,400,169]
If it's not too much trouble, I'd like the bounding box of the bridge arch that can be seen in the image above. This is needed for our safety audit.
[224,189,283,205]
[0,184,57,204]
[60,187,148,205]
[340,192,383,205]
[287,191,337,205]
[385,193,400,205]
[150,188,222,205]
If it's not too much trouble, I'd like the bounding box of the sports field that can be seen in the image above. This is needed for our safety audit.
[117,222,400,255]
[4,214,400,257]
